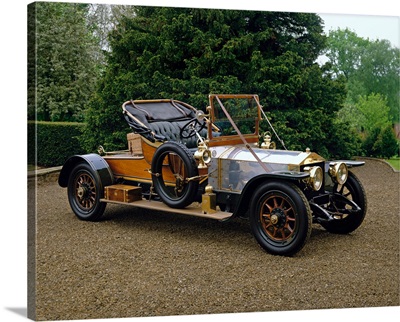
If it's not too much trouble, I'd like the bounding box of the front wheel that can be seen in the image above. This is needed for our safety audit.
[67,163,106,221]
[249,181,312,256]
[320,171,367,234]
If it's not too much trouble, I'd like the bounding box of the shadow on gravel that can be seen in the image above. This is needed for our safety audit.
[109,205,250,230]
[99,203,363,256]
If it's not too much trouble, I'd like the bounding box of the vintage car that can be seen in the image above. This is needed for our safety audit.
[58,94,367,256]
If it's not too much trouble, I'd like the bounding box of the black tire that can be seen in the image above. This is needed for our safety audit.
[249,181,312,256]
[67,163,106,221]
[151,141,199,208]
[320,171,367,234]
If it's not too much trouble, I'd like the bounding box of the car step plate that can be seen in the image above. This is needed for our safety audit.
[100,198,233,221]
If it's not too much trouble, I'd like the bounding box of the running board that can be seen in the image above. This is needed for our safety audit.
[100,198,233,221]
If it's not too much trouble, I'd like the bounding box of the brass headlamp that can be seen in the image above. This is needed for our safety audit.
[194,139,211,169]
[329,162,348,185]
[304,166,323,191]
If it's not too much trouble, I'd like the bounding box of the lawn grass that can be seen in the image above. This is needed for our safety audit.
[386,157,400,170]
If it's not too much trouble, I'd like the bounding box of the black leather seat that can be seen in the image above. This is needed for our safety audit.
[123,99,207,149]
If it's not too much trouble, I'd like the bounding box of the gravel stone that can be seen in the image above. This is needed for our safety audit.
[30,159,399,320]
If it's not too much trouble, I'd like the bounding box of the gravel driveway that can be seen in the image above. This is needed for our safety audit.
[29,159,399,321]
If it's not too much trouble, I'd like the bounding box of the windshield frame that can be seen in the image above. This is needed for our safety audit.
[207,94,261,147]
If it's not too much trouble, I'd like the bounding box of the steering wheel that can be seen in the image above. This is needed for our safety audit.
[180,118,206,139]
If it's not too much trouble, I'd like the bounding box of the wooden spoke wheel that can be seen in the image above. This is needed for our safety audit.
[250,181,312,256]
[67,163,106,221]
[259,193,297,242]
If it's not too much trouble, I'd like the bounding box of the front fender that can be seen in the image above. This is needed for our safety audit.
[58,153,114,188]
[232,171,309,218]
[325,160,365,171]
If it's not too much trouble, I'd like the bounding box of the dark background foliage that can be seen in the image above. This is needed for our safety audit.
[81,7,358,158]
[29,3,399,163]
[28,122,85,167]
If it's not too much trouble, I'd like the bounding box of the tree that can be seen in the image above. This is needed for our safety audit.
[363,125,398,158]
[338,93,392,133]
[325,28,400,123]
[358,39,400,122]
[82,6,356,158]
[324,28,369,79]
[86,4,137,65]
[29,2,98,121]
[340,93,396,158]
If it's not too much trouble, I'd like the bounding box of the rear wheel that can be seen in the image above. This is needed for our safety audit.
[67,163,106,221]
[249,181,312,256]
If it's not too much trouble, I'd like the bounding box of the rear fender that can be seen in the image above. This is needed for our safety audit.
[58,153,114,188]
[232,171,308,218]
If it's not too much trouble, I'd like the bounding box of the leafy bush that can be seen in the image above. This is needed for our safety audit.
[362,125,399,159]
[28,121,86,167]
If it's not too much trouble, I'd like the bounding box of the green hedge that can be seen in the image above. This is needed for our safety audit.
[28,121,86,167]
